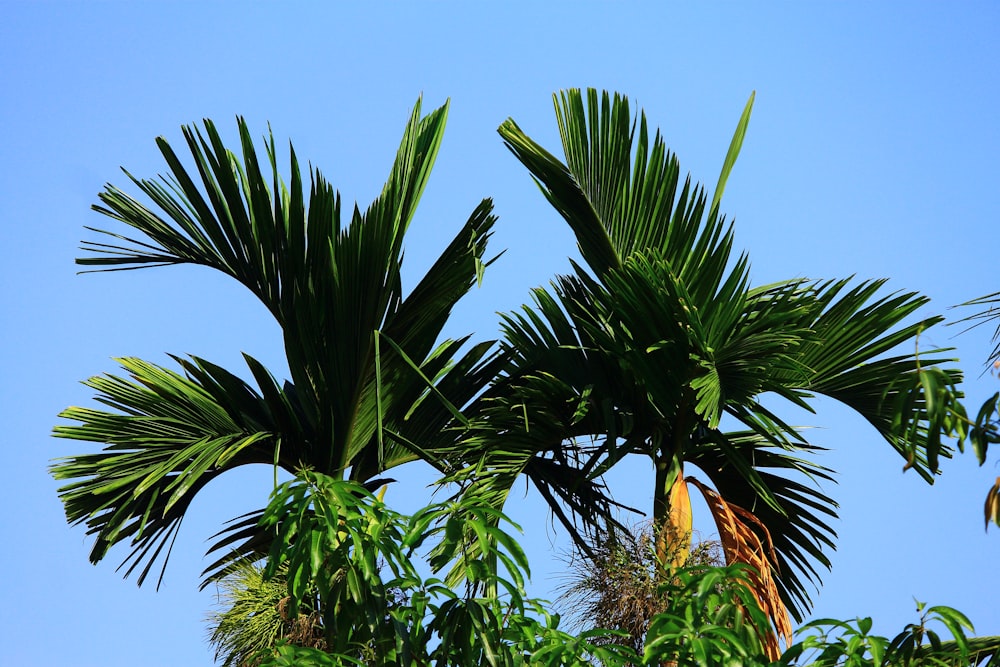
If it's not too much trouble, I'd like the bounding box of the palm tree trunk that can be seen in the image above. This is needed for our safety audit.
[652,424,692,566]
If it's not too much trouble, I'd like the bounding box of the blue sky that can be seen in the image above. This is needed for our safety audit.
[3,3,999,665]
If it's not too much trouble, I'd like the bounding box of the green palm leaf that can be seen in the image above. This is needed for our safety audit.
[485,87,961,622]
[53,100,500,587]
[499,88,742,282]
[787,279,958,479]
[52,355,291,586]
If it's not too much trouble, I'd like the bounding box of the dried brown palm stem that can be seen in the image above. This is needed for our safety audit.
[686,477,793,660]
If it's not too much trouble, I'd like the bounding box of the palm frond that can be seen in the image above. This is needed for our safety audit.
[51,355,295,586]
[55,101,501,589]
[955,291,1000,368]
[687,477,792,659]
[499,88,749,282]
[711,91,755,213]
[201,509,272,587]
[687,430,837,622]
[789,279,959,480]
[490,89,965,632]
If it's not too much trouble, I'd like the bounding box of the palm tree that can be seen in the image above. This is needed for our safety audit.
[462,88,958,653]
[50,99,504,588]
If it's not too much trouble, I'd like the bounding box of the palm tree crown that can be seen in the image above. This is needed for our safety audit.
[467,89,958,643]
[51,99,502,588]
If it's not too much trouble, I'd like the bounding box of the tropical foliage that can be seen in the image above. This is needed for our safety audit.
[233,472,1000,667]
[50,99,503,588]
[456,89,961,643]
[50,90,999,666]
[207,560,325,667]
[952,292,1000,530]
[891,291,1000,530]
[556,522,723,655]
[244,472,637,667]
[779,603,1000,667]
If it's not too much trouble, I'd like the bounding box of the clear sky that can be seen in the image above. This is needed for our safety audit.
[3,3,999,665]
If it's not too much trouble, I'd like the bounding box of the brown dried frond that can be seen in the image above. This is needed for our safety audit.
[687,477,793,659]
